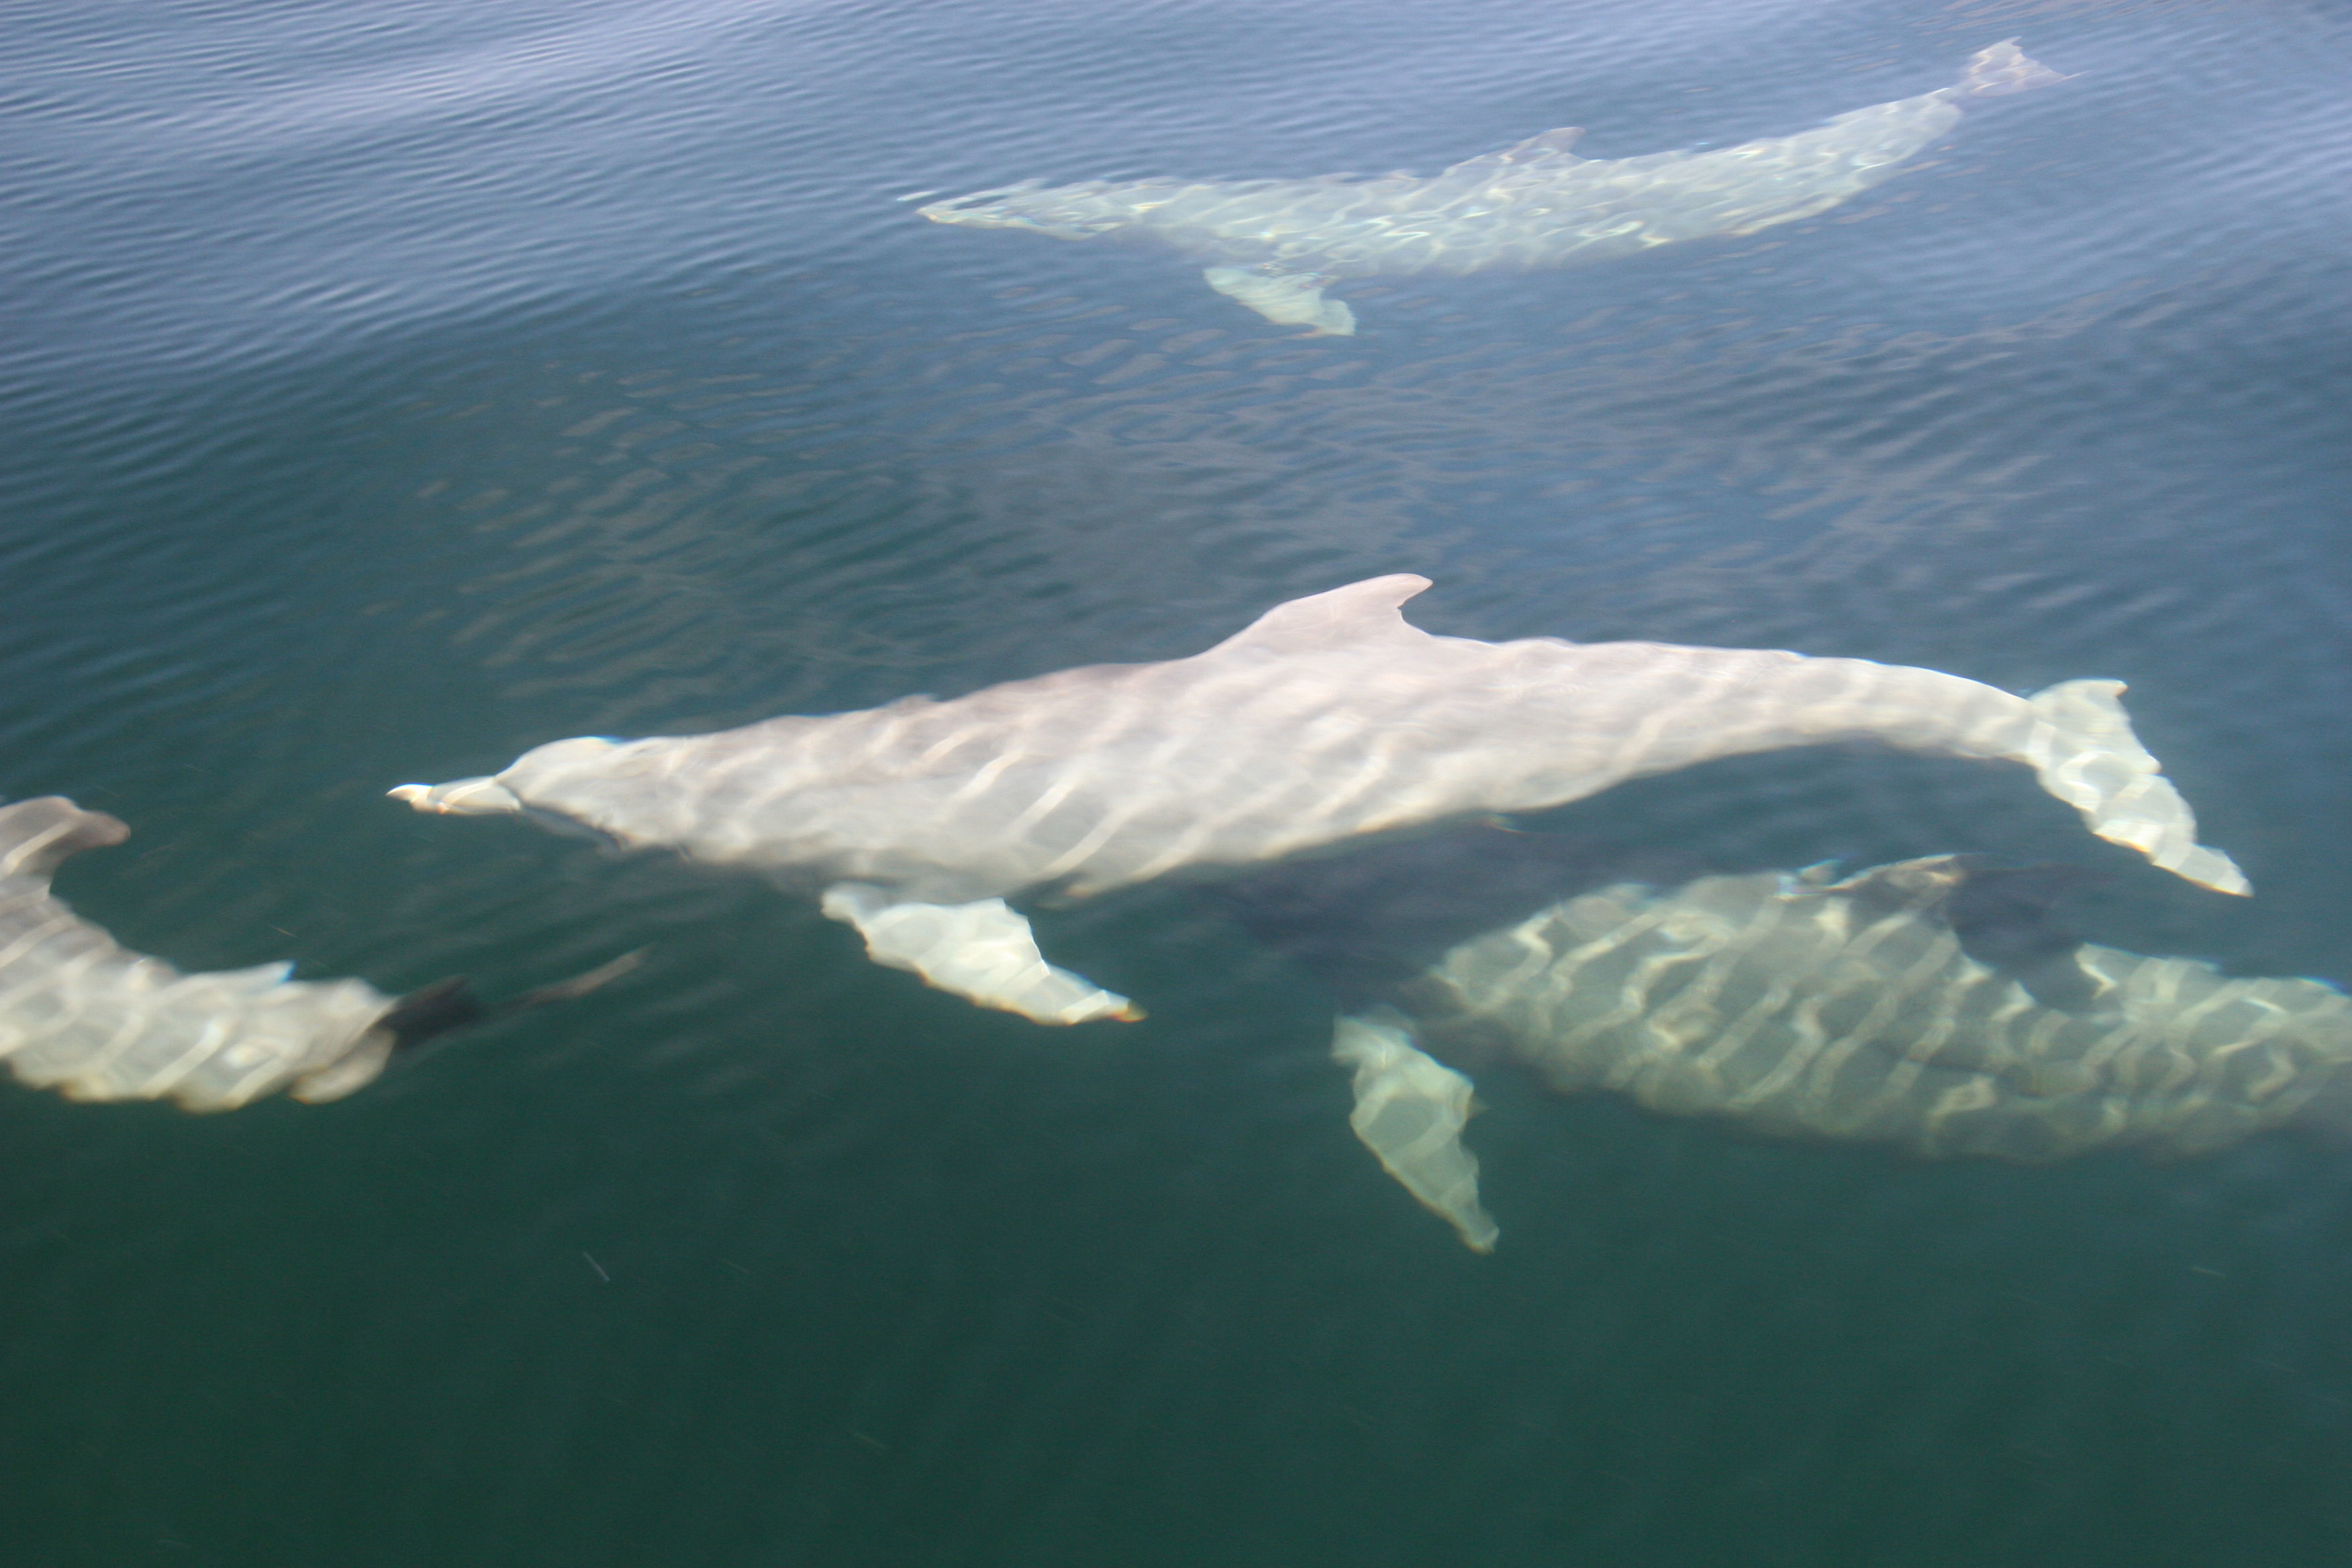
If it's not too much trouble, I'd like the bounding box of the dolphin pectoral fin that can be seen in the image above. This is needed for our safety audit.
[819,883,1142,1026]
[1331,1012,1498,1253]
[1202,266,1357,335]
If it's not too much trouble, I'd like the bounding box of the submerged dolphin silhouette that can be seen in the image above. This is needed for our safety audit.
[920,40,2065,333]
[393,575,2245,1025]
[0,797,637,1110]
[1332,855,2348,1249]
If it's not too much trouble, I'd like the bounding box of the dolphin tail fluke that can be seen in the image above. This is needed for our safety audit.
[502,949,646,1010]
[1332,1012,1498,1253]
[2022,680,2249,895]
[1203,266,1357,335]
[1953,39,2067,99]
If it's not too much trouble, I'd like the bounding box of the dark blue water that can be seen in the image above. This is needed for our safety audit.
[5,1,2351,1563]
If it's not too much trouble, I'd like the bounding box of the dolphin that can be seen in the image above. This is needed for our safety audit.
[920,40,2065,334]
[1328,854,2349,1248]
[392,574,2245,1026]
[0,796,637,1111]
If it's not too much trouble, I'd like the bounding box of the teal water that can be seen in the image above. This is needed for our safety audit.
[4,0,2351,1563]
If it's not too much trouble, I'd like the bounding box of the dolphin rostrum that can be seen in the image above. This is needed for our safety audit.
[392,574,2245,1026]
[1330,854,2349,1249]
[0,796,638,1111]
[920,41,2065,334]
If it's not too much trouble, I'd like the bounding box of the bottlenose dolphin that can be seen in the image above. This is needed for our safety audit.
[920,40,2065,333]
[393,574,2245,1025]
[1332,853,2349,1248]
[0,796,636,1110]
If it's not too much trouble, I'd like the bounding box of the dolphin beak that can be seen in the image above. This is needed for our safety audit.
[389,777,524,816]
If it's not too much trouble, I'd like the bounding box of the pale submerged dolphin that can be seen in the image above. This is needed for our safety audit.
[393,575,2245,1027]
[0,796,636,1111]
[1330,855,2349,1251]
[920,41,2065,334]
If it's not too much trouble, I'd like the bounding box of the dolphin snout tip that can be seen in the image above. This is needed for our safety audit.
[389,778,523,816]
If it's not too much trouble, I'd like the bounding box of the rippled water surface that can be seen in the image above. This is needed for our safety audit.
[5,0,2351,1562]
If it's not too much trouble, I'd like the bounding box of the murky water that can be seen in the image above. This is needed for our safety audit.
[4,1,2350,1562]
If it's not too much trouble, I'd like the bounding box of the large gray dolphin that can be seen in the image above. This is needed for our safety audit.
[0,796,634,1110]
[920,40,2065,333]
[1329,854,2348,1250]
[393,575,2246,1026]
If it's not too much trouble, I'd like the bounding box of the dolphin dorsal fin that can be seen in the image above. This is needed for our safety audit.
[0,797,130,883]
[1444,126,1587,180]
[1498,126,1585,161]
[1212,575,1436,657]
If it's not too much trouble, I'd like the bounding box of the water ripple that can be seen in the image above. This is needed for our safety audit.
[5,0,2352,1561]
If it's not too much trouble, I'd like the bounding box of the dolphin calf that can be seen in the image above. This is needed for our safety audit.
[1330,854,2349,1248]
[920,40,2065,333]
[393,574,2245,1025]
[0,796,636,1111]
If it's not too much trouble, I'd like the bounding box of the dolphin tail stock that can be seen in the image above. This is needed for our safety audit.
[286,950,646,1104]
[1203,265,1357,336]
[376,949,648,1055]
[1332,1011,1498,1253]
[373,977,486,1052]
[2021,679,2249,895]
[1951,38,2068,99]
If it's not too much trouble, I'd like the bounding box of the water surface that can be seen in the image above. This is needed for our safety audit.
[4,1,2351,1563]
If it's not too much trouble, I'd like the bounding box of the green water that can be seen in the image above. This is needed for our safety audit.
[4,0,2351,1562]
